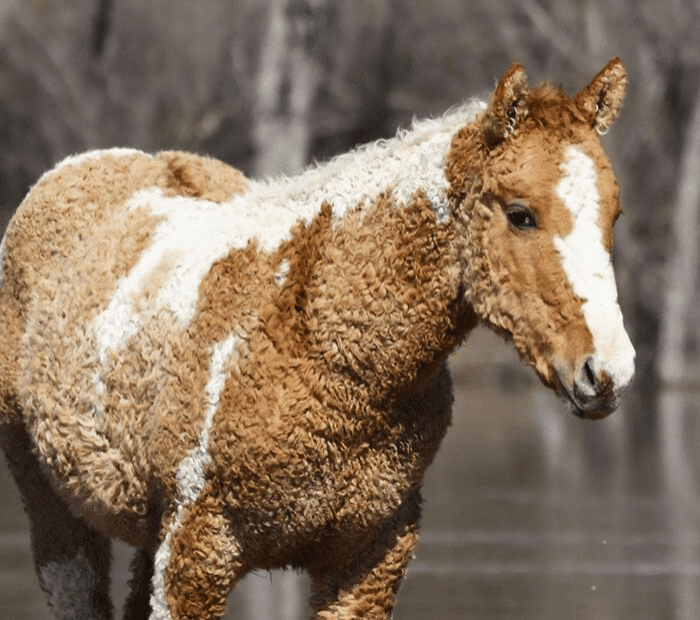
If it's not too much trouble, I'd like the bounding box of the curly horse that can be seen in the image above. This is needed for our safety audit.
[0,58,634,619]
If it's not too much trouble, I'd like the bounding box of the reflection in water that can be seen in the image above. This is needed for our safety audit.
[1,330,699,619]
[659,390,700,620]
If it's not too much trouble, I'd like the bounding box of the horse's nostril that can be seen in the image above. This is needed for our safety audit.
[582,357,597,389]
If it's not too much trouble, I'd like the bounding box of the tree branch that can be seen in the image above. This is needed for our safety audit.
[520,0,592,73]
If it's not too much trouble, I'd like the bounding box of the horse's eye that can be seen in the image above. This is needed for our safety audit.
[505,204,537,230]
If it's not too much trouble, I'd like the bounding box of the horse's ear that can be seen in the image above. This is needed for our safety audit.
[482,63,530,148]
[575,57,628,135]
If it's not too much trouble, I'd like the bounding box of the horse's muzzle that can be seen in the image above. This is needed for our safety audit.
[554,357,619,420]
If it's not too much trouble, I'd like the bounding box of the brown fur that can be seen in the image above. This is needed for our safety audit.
[0,60,631,619]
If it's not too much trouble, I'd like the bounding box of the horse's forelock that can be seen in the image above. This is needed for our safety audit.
[524,83,589,132]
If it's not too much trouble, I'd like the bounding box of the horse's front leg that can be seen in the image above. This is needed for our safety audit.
[310,498,421,620]
[149,492,245,620]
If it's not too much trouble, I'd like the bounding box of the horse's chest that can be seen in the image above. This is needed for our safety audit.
[200,356,453,548]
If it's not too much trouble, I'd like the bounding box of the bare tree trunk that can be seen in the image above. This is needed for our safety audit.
[657,87,700,620]
[657,91,700,386]
[252,0,327,177]
[92,0,112,57]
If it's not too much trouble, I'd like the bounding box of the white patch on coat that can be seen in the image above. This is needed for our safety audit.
[176,334,236,502]
[150,335,236,619]
[38,550,101,618]
[258,99,487,225]
[90,100,487,365]
[90,188,300,363]
[554,146,635,390]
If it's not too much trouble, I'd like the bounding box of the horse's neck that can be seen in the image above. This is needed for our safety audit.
[250,99,486,225]
[298,176,476,404]
[237,101,484,398]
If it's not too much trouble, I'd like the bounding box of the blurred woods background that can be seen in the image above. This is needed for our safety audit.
[1,0,700,398]
[2,1,700,618]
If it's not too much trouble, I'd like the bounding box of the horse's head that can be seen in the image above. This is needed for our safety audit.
[447,58,634,419]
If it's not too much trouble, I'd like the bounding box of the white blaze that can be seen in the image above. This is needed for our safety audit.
[554,146,635,390]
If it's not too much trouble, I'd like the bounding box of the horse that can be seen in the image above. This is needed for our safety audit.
[0,58,634,619]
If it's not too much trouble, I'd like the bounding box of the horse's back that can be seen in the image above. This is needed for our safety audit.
[2,148,247,299]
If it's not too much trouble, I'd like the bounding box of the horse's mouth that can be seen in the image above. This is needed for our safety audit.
[552,369,617,420]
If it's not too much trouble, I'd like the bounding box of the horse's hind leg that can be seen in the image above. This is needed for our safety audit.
[123,549,154,620]
[1,423,113,620]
